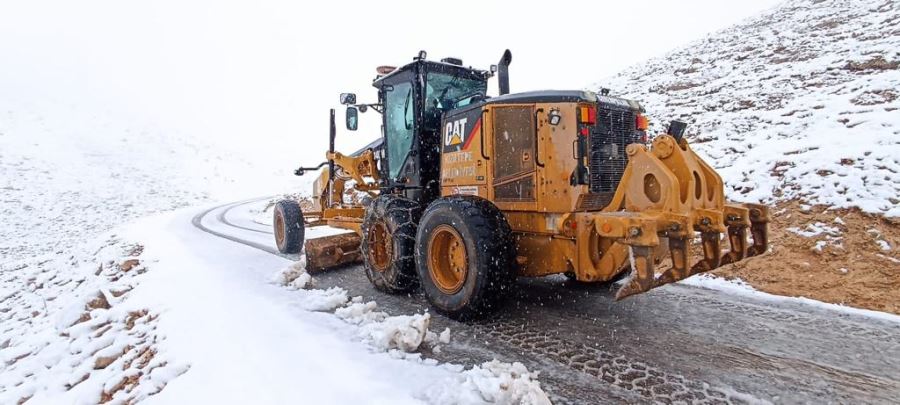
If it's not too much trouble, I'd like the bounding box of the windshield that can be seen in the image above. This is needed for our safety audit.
[424,71,486,126]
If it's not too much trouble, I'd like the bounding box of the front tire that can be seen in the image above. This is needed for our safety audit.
[274,200,305,254]
[416,196,515,320]
[360,195,421,293]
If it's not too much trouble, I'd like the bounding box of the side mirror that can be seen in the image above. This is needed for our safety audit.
[346,107,359,131]
[340,93,357,105]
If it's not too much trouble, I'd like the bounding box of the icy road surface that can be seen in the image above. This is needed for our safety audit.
[195,198,900,404]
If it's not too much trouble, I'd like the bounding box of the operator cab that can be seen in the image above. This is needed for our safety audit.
[342,51,493,202]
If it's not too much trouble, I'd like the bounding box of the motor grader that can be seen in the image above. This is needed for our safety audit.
[274,50,769,319]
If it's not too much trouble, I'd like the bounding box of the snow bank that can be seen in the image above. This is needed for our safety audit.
[273,260,553,402]
[274,260,439,353]
[271,257,314,290]
[423,360,552,405]
[683,274,900,324]
[335,298,439,352]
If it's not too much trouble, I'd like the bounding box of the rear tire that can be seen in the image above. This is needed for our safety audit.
[274,200,305,254]
[360,195,421,293]
[416,196,515,320]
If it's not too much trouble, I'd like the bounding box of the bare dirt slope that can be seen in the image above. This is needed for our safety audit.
[715,202,899,314]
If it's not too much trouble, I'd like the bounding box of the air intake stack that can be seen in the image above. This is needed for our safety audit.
[498,49,512,95]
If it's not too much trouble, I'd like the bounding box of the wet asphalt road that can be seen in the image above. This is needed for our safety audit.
[194,199,900,404]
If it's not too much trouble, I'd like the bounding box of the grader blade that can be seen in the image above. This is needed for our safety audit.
[304,233,362,271]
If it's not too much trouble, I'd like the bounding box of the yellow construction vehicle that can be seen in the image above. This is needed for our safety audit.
[275,50,769,319]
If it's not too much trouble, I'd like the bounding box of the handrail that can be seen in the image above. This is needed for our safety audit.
[534,108,545,168]
[479,109,490,160]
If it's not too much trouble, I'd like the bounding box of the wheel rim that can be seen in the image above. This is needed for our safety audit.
[428,225,467,294]
[367,222,392,272]
[274,210,285,248]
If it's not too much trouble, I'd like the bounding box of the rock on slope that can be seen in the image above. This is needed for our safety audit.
[595,0,899,313]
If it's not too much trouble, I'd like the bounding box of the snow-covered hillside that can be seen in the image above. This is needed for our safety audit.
[598,0,899,216]
[0,97,265,402]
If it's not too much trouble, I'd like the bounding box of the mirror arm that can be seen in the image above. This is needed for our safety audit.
[368,104,384,114]
[294,161,328,176]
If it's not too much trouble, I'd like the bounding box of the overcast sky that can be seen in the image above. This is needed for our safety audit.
[0,0,782,188]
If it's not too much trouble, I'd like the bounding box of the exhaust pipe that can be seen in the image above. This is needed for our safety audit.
[498,49,512,95]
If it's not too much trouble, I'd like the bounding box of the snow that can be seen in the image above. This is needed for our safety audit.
[3,0,895,402]
[682,274,900,324]
[423,360,551,405]
[0,236,188,404]
[787,222,841,238]
[596,0,900,217]
[270,260,315,290]
[129,209,551,403]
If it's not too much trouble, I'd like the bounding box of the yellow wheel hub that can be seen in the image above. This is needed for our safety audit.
[274,211,285,247]
[367,222,392,272]
[428,225,468,294]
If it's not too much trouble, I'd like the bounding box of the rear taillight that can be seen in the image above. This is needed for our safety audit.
[636,114,649,131]
[578,105,597,125]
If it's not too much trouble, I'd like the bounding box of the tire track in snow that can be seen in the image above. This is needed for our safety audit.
[190,197,295,259]
[217,200,272,234]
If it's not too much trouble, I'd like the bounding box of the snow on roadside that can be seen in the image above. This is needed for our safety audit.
[423,360,551,405]
[0,235,187,404]
[270,259,552,403]
[682,274,900,324]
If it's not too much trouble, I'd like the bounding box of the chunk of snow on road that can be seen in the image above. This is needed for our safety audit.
[297,287,350,312]
[270,258,314,289]
[423,360,552,405]
[439,328,452,344]
[335,299,387,324]
[682,274,900,324]
[360,313,435,352]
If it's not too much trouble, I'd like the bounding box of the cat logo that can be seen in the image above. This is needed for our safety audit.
[444,118,468,148]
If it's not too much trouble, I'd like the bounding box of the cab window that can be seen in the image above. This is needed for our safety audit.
[423,71,487,129]
[384,81,414,179]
